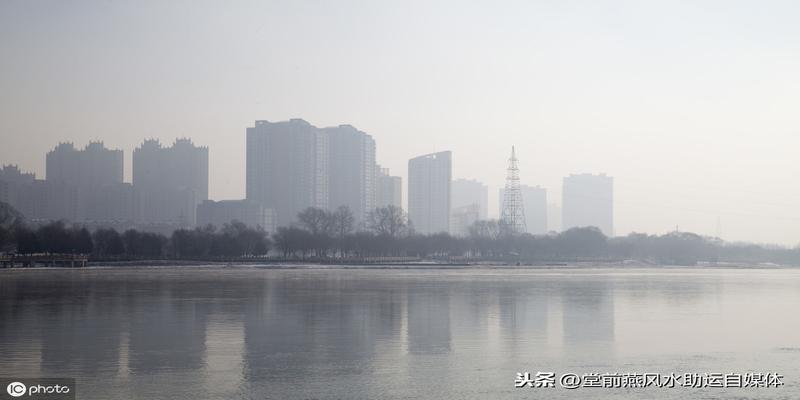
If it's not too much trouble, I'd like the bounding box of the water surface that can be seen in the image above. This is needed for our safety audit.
[1,266,799,399]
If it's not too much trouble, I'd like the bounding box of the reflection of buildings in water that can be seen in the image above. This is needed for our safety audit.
[16,277,125,376]
[201,315,245,398]
[407,290,451,355]
[242,276,405,383]
[560,280,615,350]
[241,279,309,382]
[448,284,491,342]
[126,285,209,373]
[498,286,549,341]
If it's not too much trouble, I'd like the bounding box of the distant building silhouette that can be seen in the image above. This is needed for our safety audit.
[452,179,488,220]
[375,166,402,210]
[547,202,562,232]
[562,173,613,236]
[499,185,547,234]
[450,179,487,236]
[46,141,123,187]
[0,164,36,184]
[196,199,276,232]
[44,142,135,223]
[326,125,376,223]
[246,119,379,227]
[408,151,451,234]
[3,140,207,230]
[246,119,330,228]
[133,138,209,227]
[450,204,481,237]
[0,165,37,216]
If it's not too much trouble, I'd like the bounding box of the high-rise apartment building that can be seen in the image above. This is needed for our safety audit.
[246,119,329,228]
[327,125,376,223]
[246,119,379,228]
[562,173,613,236]
[44,142,133,223]
[408,151,451,234]
[46,142,123,187]
[0,165,37,217]
[133,138,209,226]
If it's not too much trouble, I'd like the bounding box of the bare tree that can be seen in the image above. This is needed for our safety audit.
[297,207,330,235]
[469,219,501,240]
[331,205,355,238]
[367,205,408,238]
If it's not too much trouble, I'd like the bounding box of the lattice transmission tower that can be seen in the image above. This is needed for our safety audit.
[500,146,526,235]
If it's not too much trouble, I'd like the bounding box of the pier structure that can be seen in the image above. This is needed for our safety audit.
[0,254,88,268]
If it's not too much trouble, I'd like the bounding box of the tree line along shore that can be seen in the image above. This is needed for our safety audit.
[1,202,799,266]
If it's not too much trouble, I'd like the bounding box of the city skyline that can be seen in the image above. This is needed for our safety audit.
[1,121,798,245]
[3,2,800,244]
[3,3,800,400]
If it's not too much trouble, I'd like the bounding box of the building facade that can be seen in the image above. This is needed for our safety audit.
[452,179,488,220]
[46,142,123,188]
[408,151,451,235]
[326,125,376,223]
[246,119,380,228]
[562,173,613,236]
[133,138,209,226]
[246,119,329,228]
[0,165,37,219]
[450,204,481,237]
[43,142,135,224]
[375,166,402,210]
[197,199,276,233]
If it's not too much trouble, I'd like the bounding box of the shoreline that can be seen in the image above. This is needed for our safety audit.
[3,260,797,270]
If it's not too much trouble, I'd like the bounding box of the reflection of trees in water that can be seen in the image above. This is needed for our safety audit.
[242,274,404,381]
[0,271,274,377]
[126,286,208,373]
[0,273,126,375]
[559,279,615,349]
[1,269,728,395]
[407,289,451,355]
[497,283,549,341]
[617,273,719,306]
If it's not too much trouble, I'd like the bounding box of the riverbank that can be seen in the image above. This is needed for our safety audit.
[80,259,800,269]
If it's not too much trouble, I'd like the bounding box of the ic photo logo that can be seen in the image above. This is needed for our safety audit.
[6,382,26,397]
[2,379,74,399]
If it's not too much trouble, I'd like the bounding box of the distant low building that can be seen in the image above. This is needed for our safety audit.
[375,166,402,210]
[197,200,276,233]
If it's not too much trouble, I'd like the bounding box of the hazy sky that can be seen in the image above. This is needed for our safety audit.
[2,0,800,245]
